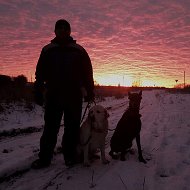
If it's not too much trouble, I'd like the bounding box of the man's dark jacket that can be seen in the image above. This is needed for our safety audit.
[35,37,94,103]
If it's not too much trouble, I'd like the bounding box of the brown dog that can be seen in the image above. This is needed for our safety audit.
[79,105,110,166]
[109,91,146,163]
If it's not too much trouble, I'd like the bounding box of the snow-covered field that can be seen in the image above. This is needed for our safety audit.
[0,89,190,190]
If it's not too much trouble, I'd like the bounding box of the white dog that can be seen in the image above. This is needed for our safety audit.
[79,105,110,166]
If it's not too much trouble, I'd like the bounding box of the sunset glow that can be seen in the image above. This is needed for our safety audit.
[95,74,133,87]
[0,0,190,87]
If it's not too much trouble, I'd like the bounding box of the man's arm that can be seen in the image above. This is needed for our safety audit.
[34,49,46,106]
[81,49,95,102]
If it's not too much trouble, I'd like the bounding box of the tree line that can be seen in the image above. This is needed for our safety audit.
[0,74,33,102]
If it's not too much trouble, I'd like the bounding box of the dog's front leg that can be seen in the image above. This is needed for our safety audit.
[83,144,90,167]
[100,144,109,164]
[136,134,147,164]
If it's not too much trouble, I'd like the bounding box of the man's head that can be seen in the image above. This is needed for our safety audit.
[54,19,71,40]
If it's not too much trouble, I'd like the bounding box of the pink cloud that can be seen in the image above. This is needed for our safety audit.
[0,0,190,87]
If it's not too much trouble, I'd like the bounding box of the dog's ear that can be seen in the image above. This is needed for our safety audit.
[139,90,142,96]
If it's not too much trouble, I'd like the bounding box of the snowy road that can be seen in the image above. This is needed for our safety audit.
[0,90,190,190]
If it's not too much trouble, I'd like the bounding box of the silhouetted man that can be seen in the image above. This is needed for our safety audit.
[32,19,94,169]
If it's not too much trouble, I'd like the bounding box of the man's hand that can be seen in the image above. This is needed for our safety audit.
[84,91,95,103]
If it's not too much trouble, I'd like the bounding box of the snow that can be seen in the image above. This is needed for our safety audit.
[0,89,190,190]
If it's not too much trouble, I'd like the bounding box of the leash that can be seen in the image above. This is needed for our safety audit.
[80,100,96,125]
[81,100,115,132]
[80,100,96,146]
[80,134,92,146]
[108,107,142,132]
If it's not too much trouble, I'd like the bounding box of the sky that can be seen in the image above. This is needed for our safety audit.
[0,0,190,87]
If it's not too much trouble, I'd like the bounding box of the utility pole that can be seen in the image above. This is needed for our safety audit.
[184,71,185,88]
[175,80,178,88]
